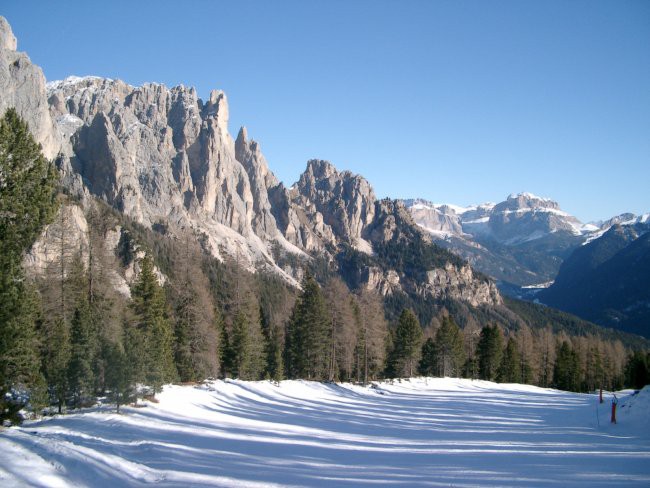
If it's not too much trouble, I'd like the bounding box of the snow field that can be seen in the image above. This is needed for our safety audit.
[1,378,649,487]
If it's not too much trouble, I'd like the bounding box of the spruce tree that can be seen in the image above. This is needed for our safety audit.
[391,309,423,378]
[0,109,58,422]
[477,325,504,381]
[129,252,177,394]
[553,341,580,391]
[498,338,521,383]
[285,274,331,380]
[433,316,465,377]
[419,338,437,376]
[66,256,97,409]
[230,309,266,380]
[104,341,134,413]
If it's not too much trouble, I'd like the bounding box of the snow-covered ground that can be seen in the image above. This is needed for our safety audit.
[1,378,649,487]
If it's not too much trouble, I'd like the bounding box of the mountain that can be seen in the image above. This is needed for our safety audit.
[538,223,650,337]
[0,16,500,315]
[404,193,598,288]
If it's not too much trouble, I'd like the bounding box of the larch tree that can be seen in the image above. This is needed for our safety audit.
[355,289,388,383]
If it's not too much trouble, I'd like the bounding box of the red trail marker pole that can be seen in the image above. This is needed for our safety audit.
[611,395,618,424]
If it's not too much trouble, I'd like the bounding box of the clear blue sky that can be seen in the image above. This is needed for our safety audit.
[4,0,649,222]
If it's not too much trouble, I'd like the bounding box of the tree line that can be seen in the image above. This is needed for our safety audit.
[1,109,648,424]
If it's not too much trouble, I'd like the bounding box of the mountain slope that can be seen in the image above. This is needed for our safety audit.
[539,227,650,337]
[0,16,501,313]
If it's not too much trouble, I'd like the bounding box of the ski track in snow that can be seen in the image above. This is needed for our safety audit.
[1,378,649,487]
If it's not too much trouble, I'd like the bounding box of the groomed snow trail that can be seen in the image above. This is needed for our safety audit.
[1,378,649,487]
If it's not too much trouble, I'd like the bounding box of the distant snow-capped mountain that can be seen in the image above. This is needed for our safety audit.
[404,193,646,290]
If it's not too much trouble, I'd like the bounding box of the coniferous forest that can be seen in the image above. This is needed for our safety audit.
[1,109,649,425]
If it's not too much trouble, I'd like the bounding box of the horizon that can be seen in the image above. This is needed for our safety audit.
[3,0,649,222]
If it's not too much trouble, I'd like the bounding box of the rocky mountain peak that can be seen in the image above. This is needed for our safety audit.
[204,89,229,135]
[498,192,560,212]
[0,16,60,159]
[0,16,17,51]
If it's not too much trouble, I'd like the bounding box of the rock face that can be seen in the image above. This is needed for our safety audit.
[0,17,60,159]
[425,264,501,307]
[291,160,376,252]
[2,16,501,309]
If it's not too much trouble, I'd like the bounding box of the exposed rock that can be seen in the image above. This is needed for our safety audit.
[24,204,89,274]
[293,160,376,252]
[424,264,501,307]
[0,16,17,51]
[0,16,60,159]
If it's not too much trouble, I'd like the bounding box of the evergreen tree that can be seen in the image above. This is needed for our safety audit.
[65,256,97,409]
[624,351,649,389]
[43,317,70,413]
[104,341,134,413]
[285,274,331,380]
[260,306,284,382]
[419,338,437,376]
[477,325,504,381]
[498,338,521,383]
[553,341,580,391]
[391,309,423,377]
[230,309,266,380]
[67,302,95,408]
[0,109,58,422]
[433,316,465,377]
[129,252,177,393]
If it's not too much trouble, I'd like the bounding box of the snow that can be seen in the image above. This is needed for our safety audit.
[1,379,649,487]
[46,75,112,92]
[507,192,552,202]
[521,280,554,289]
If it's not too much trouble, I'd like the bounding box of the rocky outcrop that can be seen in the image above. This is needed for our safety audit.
[0,17,60,159]
[293,160,376,252]
[424,264,501,307]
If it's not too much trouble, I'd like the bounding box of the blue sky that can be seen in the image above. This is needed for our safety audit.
[4,0,649,222]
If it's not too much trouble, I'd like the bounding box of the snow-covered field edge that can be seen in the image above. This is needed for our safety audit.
[1,378,649,487]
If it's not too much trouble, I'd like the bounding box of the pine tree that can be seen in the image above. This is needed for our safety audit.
[285,274,331,380]
[391,309,423,378]
[477,325,504,381]
[0,109,58,422]
[129,252,177,394]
